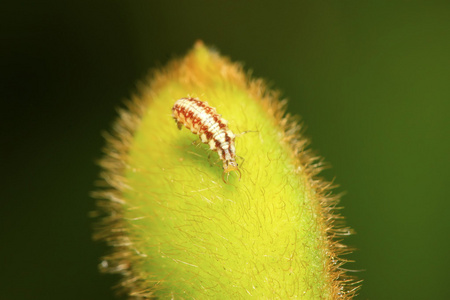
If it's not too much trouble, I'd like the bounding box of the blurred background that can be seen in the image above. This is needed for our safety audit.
[2,1,450,299]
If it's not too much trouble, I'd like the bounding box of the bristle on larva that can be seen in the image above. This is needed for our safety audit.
[172,97,241,183]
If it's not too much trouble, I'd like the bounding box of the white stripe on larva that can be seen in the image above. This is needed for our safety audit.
[172,97,240,183]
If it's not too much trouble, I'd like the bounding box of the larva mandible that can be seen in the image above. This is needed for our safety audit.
[172,97,241,183]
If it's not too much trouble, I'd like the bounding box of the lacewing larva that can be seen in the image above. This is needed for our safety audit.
[172,97,241,183]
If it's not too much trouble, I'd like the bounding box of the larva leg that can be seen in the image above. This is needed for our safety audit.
[235,130,258,138]
[191,140,201,147]
[207,152,221,167]
[236,155,246,168]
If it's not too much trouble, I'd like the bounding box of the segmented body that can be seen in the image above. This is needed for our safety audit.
[172,97,240,182]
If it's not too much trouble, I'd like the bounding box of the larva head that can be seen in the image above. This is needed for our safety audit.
[222,160,241,184]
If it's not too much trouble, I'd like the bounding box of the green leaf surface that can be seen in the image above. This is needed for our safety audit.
[94,42,357,299]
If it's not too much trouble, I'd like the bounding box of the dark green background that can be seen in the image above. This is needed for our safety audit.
[2,1,449,299]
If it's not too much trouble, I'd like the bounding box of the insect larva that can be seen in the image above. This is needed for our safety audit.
[172,97,241,183]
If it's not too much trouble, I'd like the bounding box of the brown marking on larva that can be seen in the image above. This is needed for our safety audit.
[172,97,241,183]
[205,130,214,141]
[214,140,222,153]
[214,116,223,126]
[192,117,200,127]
